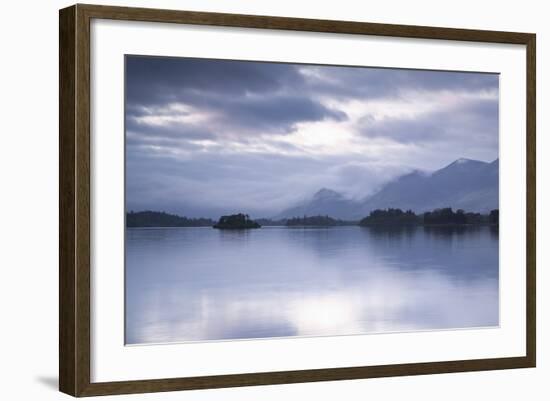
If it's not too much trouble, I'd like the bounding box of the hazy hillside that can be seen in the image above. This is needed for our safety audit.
[277,158,499,220]
[275,188,361,220]
[359,158,499,216]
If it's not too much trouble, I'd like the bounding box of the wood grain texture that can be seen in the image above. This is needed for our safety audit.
[525,34,536,367]
[78,3,533,44]
[75,4,92,396]
[77,357,533,396]
[59,5,76,396]
[59,3,536,397]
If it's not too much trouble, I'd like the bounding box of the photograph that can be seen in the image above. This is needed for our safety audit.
[124,55,500,345]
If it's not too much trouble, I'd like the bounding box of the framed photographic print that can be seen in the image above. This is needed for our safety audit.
[59,4,536,397]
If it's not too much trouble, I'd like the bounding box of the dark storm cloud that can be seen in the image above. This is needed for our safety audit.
[210,94,347,133]
[359,98,498,144]
[126,56,305,103]
[126,56,347,138]
[126,56,499,106]
[301,66,499,100]
[126,56,497,145]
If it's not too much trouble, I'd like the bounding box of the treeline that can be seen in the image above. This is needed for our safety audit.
[255,218,287,226]
[286,215,353,227]
[359,208,499,226]
[360,208,418,225]
[126,211,214,227]
[126,208,499,229]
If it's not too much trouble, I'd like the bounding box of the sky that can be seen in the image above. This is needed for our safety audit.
[125,55,499,218]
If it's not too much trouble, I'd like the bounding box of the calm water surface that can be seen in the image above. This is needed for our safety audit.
[125,226,499,344]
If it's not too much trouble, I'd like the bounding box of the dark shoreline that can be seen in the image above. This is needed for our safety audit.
[126,223,498,229]
[126,208,499,229]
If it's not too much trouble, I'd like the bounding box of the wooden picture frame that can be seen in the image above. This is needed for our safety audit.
[59,3,536,397]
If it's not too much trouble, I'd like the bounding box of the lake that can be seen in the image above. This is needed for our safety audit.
[125,225,499,344]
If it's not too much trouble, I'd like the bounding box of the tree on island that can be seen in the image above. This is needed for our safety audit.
[423,208,467,225]
[213,213,261,229]
[255,218,287,226]
[489,209,499,225]
[359,208,419,226]
[286,215,348,227]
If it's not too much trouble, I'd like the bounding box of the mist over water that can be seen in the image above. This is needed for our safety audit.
[125,225,498,344]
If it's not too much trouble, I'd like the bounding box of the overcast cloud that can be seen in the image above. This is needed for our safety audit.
[125,56,499,218]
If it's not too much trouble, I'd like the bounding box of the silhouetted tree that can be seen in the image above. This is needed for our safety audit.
[359,208,419,226]
[286,215,347,226]
[489,209,499,225]
[126,211,214,227]
[424,208,468,225]
[359,207,498,227]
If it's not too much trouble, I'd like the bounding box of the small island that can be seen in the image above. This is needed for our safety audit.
[213,213,261,229]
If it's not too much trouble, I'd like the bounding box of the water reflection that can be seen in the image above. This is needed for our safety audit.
[125,226,498,344]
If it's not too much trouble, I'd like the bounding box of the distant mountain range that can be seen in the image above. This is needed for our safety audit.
[276,158,499,220]
[276,188,359,220]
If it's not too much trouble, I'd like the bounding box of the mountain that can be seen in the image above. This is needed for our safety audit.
[275,188,361,220]
[359,158,499,216]
[276,158,499,220]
